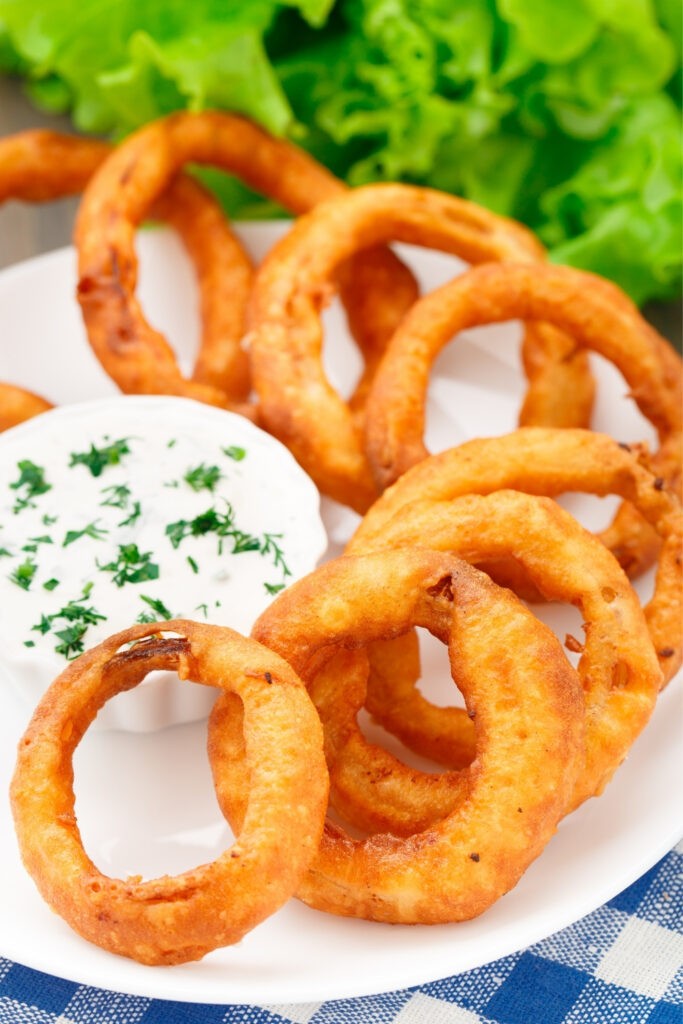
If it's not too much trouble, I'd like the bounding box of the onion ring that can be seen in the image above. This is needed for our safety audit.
[0,128,255,410]
[10,619,328,965]
[321,490,663,836]
[0,381,53,432]
[249,182,595,511]
[210,548,585,922]
[74,111,418,431]
[364,261,682,576]
[352,428,683,685]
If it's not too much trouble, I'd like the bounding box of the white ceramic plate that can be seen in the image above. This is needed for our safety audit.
[0,225,681,1006]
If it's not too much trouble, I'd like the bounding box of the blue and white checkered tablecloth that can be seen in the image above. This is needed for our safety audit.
[1,843,680,1024]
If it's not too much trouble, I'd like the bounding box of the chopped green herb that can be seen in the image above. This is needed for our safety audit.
[195,603,209,618]
[10,460,51,512]
[166,505,240,549]
[228,531,260,554]
[166,505,291,583]
[260,533,292,581]
[32,614,53,636]
[136,611,156,624]
[51,598,105,626]
[138,594,174,620]
[42,513,58,526]
[63,520,109,547]
[22,534,54,553]
[264,582,286,596]
[29,587,106,659]
[0,547,11,558]
[43,578,60,591]
[184,463,222,493]
[98,544,160,587]
[118,502,141,527]
[100,483,132,509]
[54,624,88,660]
[69,437,131,477]
[222,446,246,462]
[187,555,199,574]
[167,438,177,448]
[23,640,35,648]
[10,557,37,591]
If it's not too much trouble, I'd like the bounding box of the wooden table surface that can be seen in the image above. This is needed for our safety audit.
[1,75,680,347]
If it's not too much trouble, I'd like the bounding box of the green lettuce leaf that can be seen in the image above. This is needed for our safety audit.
[0,0,680,303]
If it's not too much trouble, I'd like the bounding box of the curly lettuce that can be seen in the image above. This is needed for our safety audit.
[0,0,680,303]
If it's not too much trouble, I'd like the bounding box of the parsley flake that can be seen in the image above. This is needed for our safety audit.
[118,501,141,527]
[136,594,174,623]
[100,483,132,509]
[10,460,51,513]
[98,544,160,587]
[264,582,287,596]
[30,586,107,660]
[21,535,54,554]
[54,624,89,660]
[63,520,109,547]
[222,446,246,462]
[69,438,131,477]
[10,558,37,591]
[165,506,291,584]
[184,463,223,493]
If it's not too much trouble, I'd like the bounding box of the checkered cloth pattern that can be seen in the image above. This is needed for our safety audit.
[1,844,680,1024]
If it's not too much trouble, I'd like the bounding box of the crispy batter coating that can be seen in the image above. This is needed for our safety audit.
[364,262,682,573]
[0,129,255,418]
[210,549,585,923]
[74,112,418,427]
[352,429,683,684]
[324,491,663,835]
[0,381,53,432]
[249,182,595,511]
[10,620,328,965]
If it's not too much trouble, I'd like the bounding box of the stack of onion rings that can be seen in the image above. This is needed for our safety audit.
[74,111,419,432]
[316,489,664,836]
[4,110,681,961]
[10,620,328,965]
[351,428,683,684]
[362,260,682,574]
[248,181,597,511]
[209,548,586,923]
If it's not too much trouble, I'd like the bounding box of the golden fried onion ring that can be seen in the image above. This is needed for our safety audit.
[10,620,328,965]
[318,490,664,836]
[352,428,683,685]
[210,548,585,923]
[364,261,682,577]
[249,182,596,511]
[0,382,53,433]
[0,129,255,416]
[74,112,418,426]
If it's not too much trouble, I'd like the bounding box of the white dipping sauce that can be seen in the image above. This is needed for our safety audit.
[0,396,327,730]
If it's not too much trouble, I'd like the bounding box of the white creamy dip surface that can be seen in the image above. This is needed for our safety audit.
[0,395,327,730]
